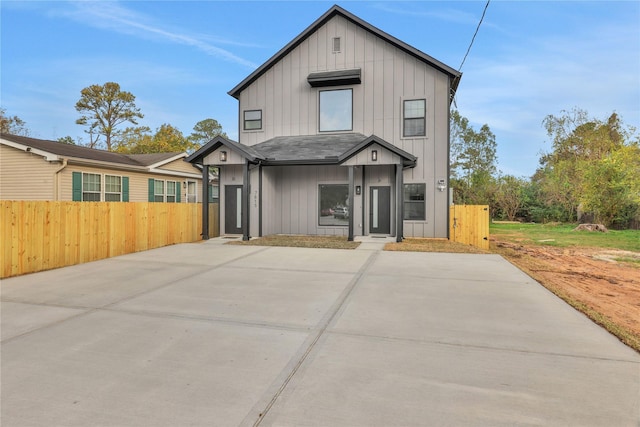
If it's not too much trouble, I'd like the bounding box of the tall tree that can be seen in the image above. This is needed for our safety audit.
[450,110,498,205]
[188,118,227,147]
[57,136,76,145]
[0,108,29,136]
[75,82,143,151]
[115,124,196,154]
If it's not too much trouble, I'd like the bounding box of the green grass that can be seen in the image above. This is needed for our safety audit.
[490,222,640,251]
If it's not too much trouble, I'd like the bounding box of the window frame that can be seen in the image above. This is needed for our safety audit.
[166,181,177,203]
[154,179,165,202]
[402,98,426,138]
[319,88,353,133]
[186,180,198,203]
[104,174,123,202]
[403,183,426,221]
[318,183,349,227]
[243,109,263,131]
[82,172,101,201]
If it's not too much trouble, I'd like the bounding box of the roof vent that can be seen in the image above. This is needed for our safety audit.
[332,37,341,53]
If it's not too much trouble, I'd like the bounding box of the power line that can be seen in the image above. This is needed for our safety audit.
[452,0,490,106]
[459,0,490,72]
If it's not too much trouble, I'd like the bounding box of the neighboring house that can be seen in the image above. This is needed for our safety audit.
[0,134,207,203]
[187,5,461,241]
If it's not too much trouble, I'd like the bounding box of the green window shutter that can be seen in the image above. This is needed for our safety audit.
[176,182,181,203]
[148,178,155,202]
[122,177,129,202]
[72,172,82,201]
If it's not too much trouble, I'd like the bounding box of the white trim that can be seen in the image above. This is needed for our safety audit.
[146,153,187,169]
[0,138,60,161]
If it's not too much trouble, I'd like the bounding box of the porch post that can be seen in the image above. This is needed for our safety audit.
[201,164,209,240]
[348,166,354,241]
[242,161,250,241]
[258,164,263,237]
[396,164,404,242]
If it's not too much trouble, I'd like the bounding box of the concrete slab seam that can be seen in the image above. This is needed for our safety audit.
[245,251,381,427]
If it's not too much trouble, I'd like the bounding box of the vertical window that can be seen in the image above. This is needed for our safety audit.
[332,37,341,53]
[82,173,101,201]
[154,180,165,202]
[319,89,352,132]
[403,184,426,220]
[403,99,426,137]
[243,110,262,130]
[166,181,177,203]
[187,181,197,203]
[104,175,122,201]
[318,184,349,226]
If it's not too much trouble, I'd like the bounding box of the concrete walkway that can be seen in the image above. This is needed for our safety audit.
[1,241,638,426]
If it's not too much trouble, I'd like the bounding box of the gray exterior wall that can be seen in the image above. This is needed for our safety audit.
[236,14,451,238]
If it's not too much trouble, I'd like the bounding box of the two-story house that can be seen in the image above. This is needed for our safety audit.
[187,5,461,241]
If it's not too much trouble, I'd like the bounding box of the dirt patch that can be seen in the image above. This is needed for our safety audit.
[492,238,640,350]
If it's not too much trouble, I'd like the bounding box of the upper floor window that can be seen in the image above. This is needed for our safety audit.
[332,37,341,53]
[319,89,352,132]
[243,110,262,131]
[403,99,426,137]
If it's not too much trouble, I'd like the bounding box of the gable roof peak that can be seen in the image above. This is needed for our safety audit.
[228,4,461,99]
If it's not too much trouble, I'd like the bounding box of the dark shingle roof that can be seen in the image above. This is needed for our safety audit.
[1,134,183,167]
[254,133,367,162]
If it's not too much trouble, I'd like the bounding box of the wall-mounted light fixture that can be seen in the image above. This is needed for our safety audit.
[220,151,227,162]
[437,179,447,192]
[355,185,361,195]
[183,181,187,189]
[371,150,378,162]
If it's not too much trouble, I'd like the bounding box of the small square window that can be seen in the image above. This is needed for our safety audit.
[244,110,262,130]
[403,99,426,137]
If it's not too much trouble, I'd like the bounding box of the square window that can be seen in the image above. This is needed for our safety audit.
[319,89,352,132]
[319,184,349,226]
[403,99,426,137]
[403,183,426,220]
[244,110,262,130]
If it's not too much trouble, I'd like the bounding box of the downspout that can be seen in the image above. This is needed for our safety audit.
[53,158,68,200]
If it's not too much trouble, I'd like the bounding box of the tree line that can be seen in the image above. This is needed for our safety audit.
[2,82,226,155]
[451,107,639,229]
[2,82,638,229]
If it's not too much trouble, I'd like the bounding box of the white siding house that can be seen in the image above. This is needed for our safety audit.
[187,5,461,241]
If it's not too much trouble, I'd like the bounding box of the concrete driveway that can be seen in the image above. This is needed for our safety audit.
[1,239,638,426]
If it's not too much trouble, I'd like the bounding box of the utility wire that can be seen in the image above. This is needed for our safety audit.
[459,0,490,72]
[452,0,490,106]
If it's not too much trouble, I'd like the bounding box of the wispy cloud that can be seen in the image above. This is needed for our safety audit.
[53,1,257,69]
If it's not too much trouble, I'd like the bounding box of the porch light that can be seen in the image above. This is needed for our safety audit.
[220,151,227,162]
[437,179,447,192]
[371,150,378,161]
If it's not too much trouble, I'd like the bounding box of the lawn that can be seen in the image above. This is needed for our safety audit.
[490,222,640,252]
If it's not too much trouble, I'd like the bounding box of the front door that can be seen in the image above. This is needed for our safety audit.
[225,185,243,234]
[370,186,390,234]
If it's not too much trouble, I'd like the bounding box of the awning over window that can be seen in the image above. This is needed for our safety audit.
[307,68,361,87]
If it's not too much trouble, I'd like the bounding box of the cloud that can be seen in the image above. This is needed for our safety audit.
[53,1,257,69]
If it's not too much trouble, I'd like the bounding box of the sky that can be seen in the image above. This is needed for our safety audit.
[2,0,639,178]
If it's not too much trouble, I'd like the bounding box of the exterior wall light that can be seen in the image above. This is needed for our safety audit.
[437,179,447,192]
[356,185,361,195]
[371,150,378,161]
[220,151,227,162]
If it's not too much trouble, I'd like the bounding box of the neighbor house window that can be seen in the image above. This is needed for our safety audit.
[404,183,425,220]
[104,175,122,202]
[154,180,165,202]
[319,89,352,132]
[82,173,101,201]
[319,184,349,226]
[187,181,197,203]
[403,99,426,137]
[244,110,262,130]
[166,181,177,203]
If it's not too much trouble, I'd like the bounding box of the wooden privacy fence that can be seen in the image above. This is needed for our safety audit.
[449,204,490,250]
[1,201,218,279]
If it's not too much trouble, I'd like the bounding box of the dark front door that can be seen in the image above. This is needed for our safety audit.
[225,185,243,234]
[370,186,390,234]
